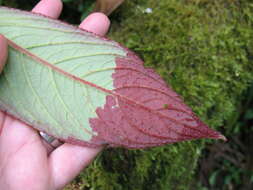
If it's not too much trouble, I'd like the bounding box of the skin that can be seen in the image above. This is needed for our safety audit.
[0,0,110,189]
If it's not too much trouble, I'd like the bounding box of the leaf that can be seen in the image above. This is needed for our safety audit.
[0,7,226,148]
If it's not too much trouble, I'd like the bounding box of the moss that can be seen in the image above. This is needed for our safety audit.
[78,1,253,189]
[1,0,253,189]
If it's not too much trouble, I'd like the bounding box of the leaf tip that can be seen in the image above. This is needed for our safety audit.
[199,122,227,142]
[216,133,227,141]
[208,130,227,141]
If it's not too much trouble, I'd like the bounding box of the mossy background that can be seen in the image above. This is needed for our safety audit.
[1,0,252,189]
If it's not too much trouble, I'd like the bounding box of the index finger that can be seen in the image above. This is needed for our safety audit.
[32,0,63,19]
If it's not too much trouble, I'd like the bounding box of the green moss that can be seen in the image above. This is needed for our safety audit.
[110,0,253,127]
[71,143,201,190]
[78,1,253,189]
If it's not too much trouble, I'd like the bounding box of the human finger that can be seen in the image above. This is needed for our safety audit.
[49,144,102,189]
[79,12,110,36]
[32,0,63,19]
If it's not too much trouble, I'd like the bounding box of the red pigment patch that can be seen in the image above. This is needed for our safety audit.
[89,50,225,148]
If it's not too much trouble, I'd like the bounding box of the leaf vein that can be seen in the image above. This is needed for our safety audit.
[1,68,37,121]
[50,69,94,136]
[20,53,62,129]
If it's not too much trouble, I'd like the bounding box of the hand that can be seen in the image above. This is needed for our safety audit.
[0,0,110,189]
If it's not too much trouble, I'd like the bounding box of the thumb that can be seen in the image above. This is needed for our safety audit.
[0,35,8,73]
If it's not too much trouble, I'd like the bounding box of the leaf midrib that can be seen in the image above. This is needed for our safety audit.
[7,39,205,135]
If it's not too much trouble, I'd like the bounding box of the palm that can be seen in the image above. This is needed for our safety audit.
[0,113,52,189]
[0,0,109,189]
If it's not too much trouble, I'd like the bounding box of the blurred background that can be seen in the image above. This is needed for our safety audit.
[0,0,252,190]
